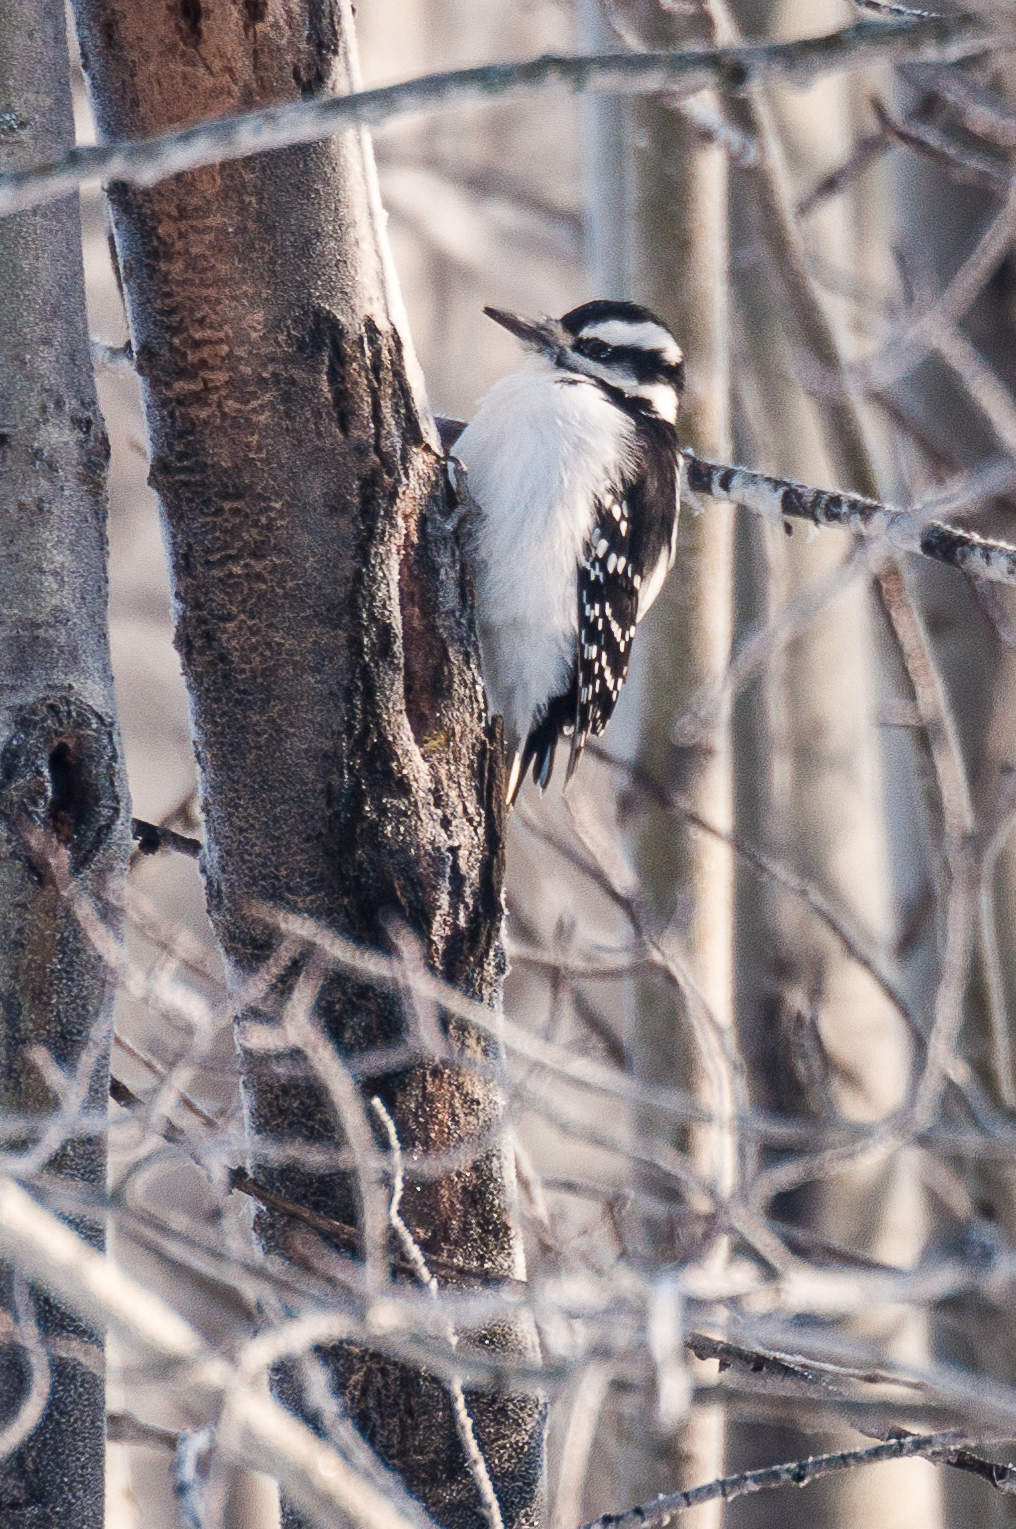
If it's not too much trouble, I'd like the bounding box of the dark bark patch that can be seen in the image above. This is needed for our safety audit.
[291,0,342,95]
[178,0,202,43]
[319,1342,543,1529]
[47,742,80,846]
[306,0,342,76]
[362,316,395,472]
[400,510,451,750]
[0,696,122,871]
[306,307,353,436]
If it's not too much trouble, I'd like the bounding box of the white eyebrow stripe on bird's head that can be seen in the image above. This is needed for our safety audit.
[624,381,680,423]
[578,320,683,366]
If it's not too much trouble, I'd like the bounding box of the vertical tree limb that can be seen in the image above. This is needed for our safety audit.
[0,1,130,1523]
[604,1,737,1522]
[68,2,541,1525]
[723,6,944,1529]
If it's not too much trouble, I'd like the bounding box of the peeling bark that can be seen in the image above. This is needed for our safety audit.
[69,3,541,1524]
[0,1,130,1523]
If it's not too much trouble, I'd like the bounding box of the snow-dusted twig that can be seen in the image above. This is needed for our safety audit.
[0,16,985,218]
[262,906,708,1127]
[684,454,1016,585]
[281,960,392,1291]
[371,1097,505,1529]
[0,1278,51,1464]
[0,1175,433,1529]
[581,1430,993,1527]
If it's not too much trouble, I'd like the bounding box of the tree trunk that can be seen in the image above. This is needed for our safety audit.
[627,125,735,1529]
[728,4,941,1526]
[892,46,1016,1529]
[583,2,736,1522]
[69,3,543,1525]
[0,2,130,1524]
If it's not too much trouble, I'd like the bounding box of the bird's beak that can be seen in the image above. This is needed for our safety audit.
[483,306,568,356]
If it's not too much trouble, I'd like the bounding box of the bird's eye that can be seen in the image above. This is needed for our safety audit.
[577,337,611,361]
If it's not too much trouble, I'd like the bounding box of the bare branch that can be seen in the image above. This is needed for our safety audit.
[581,1431,983,1527]
[0,1279,51,1464]
[130,817,203,860]
[872,97,1010,191]
[0,15,987,218]
[684,453,1016,585]
[0,1175,436,1529]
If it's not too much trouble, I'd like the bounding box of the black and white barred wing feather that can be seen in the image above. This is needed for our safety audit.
[569,490,639,777]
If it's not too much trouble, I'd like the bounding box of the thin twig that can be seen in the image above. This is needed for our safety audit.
[589,746,928,1050]
[877,561,977,1129]
[978,805,1016,1109]
[900,62,1016,150]
[553,1363,613,1529]
[930,323,1016,461]
[131,817,203,859]
[797,129,889,216]
[0,1279,50,1464]
[262,906,708,1126]
[371,1098,505,1529]
[859,175,1016,390]
[280,958,392,1291]
[0,1177,436,1529]
[872,97,1010,191]
[580,1431,994,1527]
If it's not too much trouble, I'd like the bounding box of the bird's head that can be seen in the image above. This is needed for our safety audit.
[483,299,685,424]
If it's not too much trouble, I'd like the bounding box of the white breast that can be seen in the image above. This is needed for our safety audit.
[455,356,638,755]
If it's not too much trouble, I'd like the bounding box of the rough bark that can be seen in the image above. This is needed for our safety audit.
[68,3,542,1526]
[0,2,130,1524]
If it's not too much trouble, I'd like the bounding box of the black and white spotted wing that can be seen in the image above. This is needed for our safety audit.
[568,490,639,778]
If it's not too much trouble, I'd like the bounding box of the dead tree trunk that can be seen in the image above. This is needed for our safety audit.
[69,3,542,1525]
[0,2,130,1524]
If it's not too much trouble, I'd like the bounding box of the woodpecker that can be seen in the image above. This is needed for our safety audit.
[453,299,684,805]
